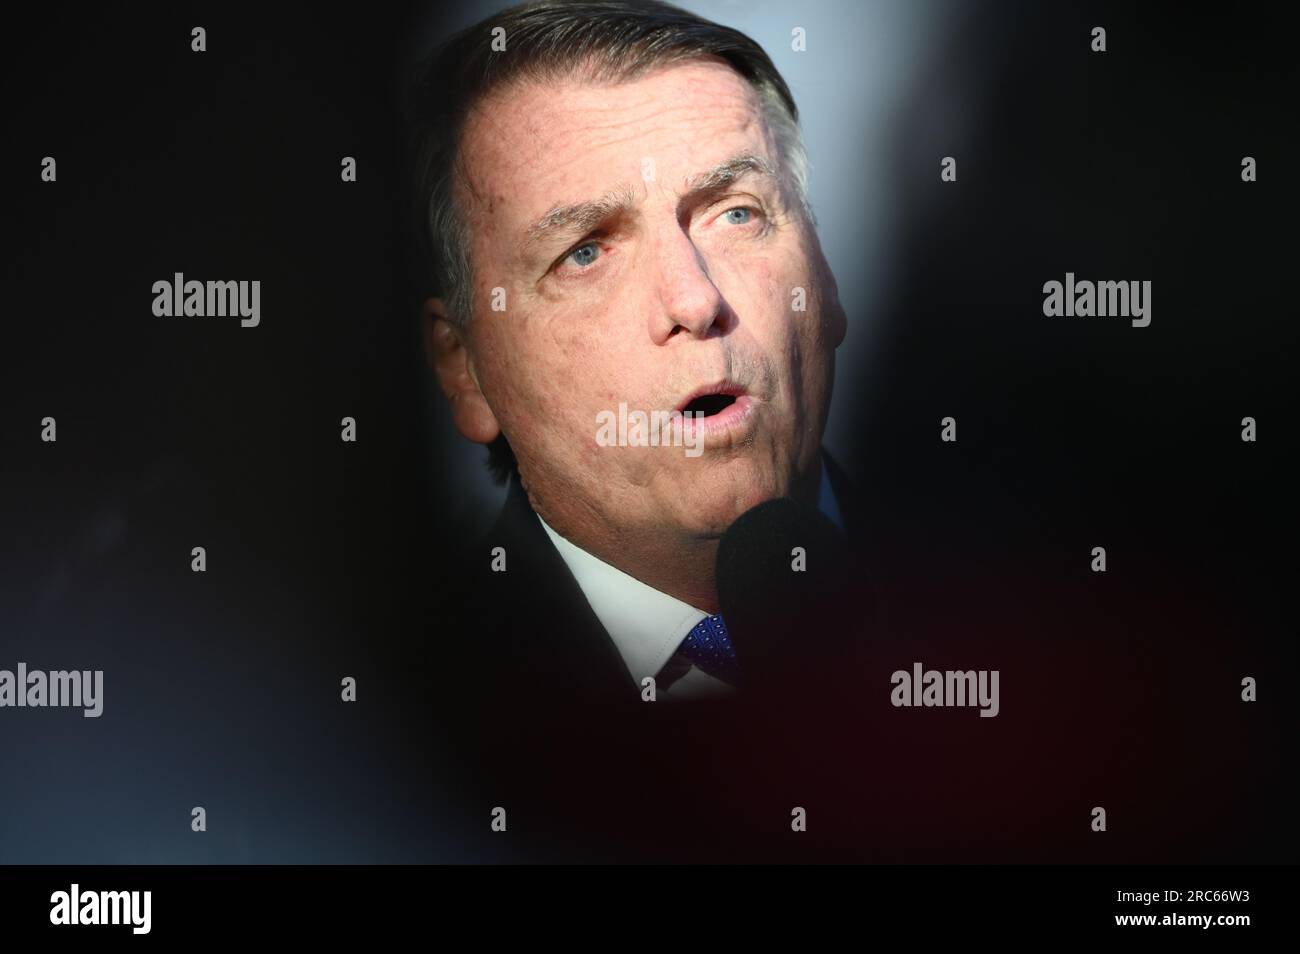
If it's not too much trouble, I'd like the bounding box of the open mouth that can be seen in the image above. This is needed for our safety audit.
[677,380,747,417]
[681,393,738,417]
[671,383,758,443]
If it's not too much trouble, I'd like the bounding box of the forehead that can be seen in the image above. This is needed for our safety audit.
[455,58,774,242]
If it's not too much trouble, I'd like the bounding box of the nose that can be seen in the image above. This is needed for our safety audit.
[647,223,727,344]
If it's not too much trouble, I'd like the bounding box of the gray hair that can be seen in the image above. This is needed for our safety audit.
[406,0,814,331]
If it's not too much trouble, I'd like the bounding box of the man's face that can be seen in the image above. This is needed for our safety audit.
[447,57,846,547]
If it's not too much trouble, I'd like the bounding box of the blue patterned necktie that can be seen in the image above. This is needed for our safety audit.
[675,614,742,687]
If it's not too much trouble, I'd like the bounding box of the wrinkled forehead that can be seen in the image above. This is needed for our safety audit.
[453,58,778,243]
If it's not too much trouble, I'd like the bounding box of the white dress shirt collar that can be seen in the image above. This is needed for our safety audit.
[537,514,704,685]
[535,459,846,691]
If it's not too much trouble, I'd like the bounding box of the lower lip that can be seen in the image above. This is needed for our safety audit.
[680,394,759,442]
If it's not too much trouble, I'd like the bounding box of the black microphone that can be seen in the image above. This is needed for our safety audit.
[716,496,867,693]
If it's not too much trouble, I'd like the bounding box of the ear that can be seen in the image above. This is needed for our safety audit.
[828,277,848,349]
[813,237,848,348]
[423,297,501,445]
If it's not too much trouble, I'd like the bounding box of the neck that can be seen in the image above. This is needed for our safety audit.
[530,457,825,614]
[611,534,725,614]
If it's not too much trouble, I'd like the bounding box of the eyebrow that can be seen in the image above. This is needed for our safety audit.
[521,153,778,255]
[684,152,778,194]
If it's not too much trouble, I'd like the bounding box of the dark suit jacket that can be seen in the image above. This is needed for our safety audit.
[438,450,875,709]
[417,452,891,856]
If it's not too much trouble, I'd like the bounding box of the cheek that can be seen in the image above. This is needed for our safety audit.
[763,256,835,412]
[490,317,630,459]
[542,319,624,411]
[775,253,832,352]
[750,256,811,357]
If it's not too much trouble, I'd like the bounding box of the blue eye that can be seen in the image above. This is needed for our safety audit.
[567,242,600,268]
[724,207,753,225]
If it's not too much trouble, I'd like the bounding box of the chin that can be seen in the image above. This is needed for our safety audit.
[678,474,784,540]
